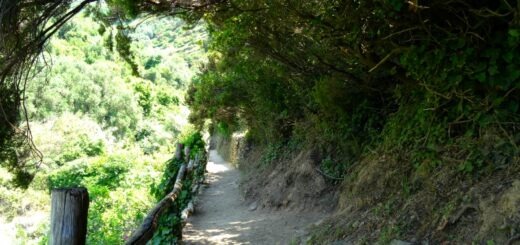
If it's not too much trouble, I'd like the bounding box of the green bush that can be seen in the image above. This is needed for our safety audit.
[181,131,205,157]
[186,0,520,177]
[57,136,105,164]
[149,131,205,244]
[45,155,159,244]
[1,9,209,245]
[47,156,129,193]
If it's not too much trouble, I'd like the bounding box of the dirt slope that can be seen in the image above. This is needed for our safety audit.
[183,150,328,244]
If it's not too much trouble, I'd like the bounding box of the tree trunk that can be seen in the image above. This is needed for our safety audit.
[50,188,89,245]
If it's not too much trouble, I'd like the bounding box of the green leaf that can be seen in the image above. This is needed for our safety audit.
[478,115,493,127]
[503,51,514,63]
[493,97,504,106]
[508,29,520,37]
[475,72,487,82]
[509,101,519,113]
[388,0,404,11]
[488,65,499,76]
[465,162,474,173]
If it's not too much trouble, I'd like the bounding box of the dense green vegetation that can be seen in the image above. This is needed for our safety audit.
[0,10,208,244]
[0,0,519,243]
[186,0,520,178]
[150,131,206,244]
[0,0,209,185]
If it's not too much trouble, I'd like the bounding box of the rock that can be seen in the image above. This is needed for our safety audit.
[248,202,258,211]
[351,220,359,228]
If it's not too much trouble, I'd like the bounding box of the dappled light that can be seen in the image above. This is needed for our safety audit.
[206,161,230,174]
[183,150,325,244]
[0,0,519,243]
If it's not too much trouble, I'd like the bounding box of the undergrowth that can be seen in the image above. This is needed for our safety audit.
[185,0,520,181]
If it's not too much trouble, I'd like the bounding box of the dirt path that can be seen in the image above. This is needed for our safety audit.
[183,150,326,245]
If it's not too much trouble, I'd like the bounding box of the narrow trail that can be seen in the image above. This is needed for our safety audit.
[183,150,325,244]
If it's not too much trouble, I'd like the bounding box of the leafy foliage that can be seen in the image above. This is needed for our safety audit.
[186,0,520,177]
[0,0,212,180]
[47,156,129,191]
[1,0,519,243]
[46,155,155,244]
[150,131,206,244]
[0,9,209,244]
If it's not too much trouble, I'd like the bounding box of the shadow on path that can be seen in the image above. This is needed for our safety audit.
[183,150,325,245]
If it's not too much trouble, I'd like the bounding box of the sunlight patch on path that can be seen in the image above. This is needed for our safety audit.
[183,150,326,245]
[206,160,230,173]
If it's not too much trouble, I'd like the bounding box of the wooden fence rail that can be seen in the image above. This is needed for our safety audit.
[125,143,207,245]
[125,163,187,244]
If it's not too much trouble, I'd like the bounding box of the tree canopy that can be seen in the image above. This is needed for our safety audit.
[1,0,520,185]
[0,7,208,243]
[0,0,217,184]
[0,0,519,243]
[185,0,520,177]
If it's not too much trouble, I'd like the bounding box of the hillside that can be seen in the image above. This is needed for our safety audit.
[0,11,208,244]
[0,0,519,244]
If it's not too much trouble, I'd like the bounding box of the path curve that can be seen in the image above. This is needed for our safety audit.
[183,150,325,244]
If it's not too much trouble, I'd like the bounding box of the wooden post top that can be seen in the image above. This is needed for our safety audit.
[50,188,89,245]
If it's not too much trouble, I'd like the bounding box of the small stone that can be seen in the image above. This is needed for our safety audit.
[351,221,359,228]
[248,202,258,211]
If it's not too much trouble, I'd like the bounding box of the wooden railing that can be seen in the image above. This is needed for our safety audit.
[125,143,208,245]
[49,142,208,245]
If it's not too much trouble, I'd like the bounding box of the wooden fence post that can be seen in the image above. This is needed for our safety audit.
[175,143,184,160]
[184,147,191,162]
[50,188,89,245]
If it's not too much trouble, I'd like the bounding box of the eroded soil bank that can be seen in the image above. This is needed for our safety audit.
[206,133,520,244]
